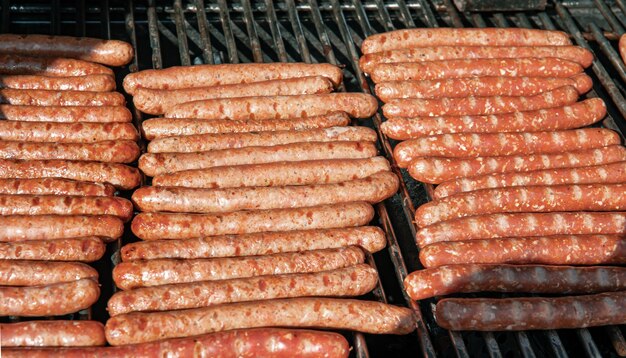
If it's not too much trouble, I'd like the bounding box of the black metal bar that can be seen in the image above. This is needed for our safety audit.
[76,0,85,37]
[217,0,239,63]
[577,328,602,357]
[606,326,626,357]
[194,0,214,64]
[241,0,263,62]
[589,23,626,86]
[372,0,395,32]
[471,13,488,28]
[265,0,287,62]
[307,0,339,66]
[442,0,464,28]
[51,0,60,35]
[517,331,537,358]
[493,13,509,27]
[146,0,163,69]
[285,0,311,63]
[351,0,374,38]
[100,0,111,39]
[516,13,533,28]
[593,0,625,35]
[173,0,191,66]
[1,0,9,33]
[396,0,417,28]
[482,332,504,358]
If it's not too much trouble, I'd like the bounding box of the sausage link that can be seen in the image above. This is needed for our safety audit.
[0,89,125,106]
[0,260,97,286]
[408,146,626,184]
[113,246,365,290]
[435,161,626,199]
[396,128,619,167]
[0,237,105,262]
[141,112,351,140]
[0,278,99,316]
[0,121,138,143]
[123,62,343,94]
[0,195,133,221]
[134,76,334,115]
[131,202,374,240]
[0,215,124,242]
[0,74,116,91]
[435,291,626,331]
[382,98,606,140]
[108,264,377,315]
[621,34,626,65]
[133,171,398,213]
[105,298,415,345]
[415,212,626,247]
[0,140,140,163]
[405,264,626,300]
[1,321,106,347]
[0,54,113,76]
[0,105,132,122]
[419,235,626,268]
[139,141,378,177]
[0,178,114,196]
[121,226,386,261]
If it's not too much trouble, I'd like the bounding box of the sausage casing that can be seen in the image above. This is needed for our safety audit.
[0,140,140,163]
[0,215,124,242]
[0,178,115,196]
[0,105,132,122]
[0,74,116,91]
[0,54,113,76]
[0,195,133,221]
[0,260,97,286]
[1,320,106,347]
[0,237,105,262]
[0,121,138,143]
[0,89,125,106]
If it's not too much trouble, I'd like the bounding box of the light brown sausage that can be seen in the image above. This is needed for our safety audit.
[620,34,626,65]
[0,54,113,76]
[0,105,132,122]
[0,215,124,242]
[0,237,105,262]
[0,260,97,286]
[0,74,116,91]
[0,121,138,143]
[1,321,106,347]
[131,202,374,240]
[0,140,140,163]
[0,89,125,106]
[0,178,115,196]
[0,195,133,221]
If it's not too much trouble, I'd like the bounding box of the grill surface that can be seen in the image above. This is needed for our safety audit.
[2,1,626,357]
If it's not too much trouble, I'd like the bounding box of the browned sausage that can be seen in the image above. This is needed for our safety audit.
[396,128,619,167]
[0,89,125,106]
[134,76,334,115]
[415,212,626,247]
[0,278,99,316]
[435,291,626,331]
[0,140,140,163]
[0,34,133,66]
[360,28,571,54]
[404,264,626,300]
[0,121,138,143]
[1,321,106,347]
[0,178,115,196]
[123,62,343,94]
[121,226,386,261]
[133,172,398,213]
[131,202,374,240]
[408,145,626,184]
[0,74,116,91]
[0,237,105,262]
[620,34,626,65]
[0,54,113,76]
[0,195,133,221]
[105,298,415,345]
[113,246,365,290]
[0,105,132,122]
[0,215,124,242]
[382,98,606,140]
[139,141,378,176]
[0,260,97,286]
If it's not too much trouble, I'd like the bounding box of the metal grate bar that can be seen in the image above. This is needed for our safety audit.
[307,0,339,67]
[193,0,214,64]
[265,0,288,62]
[240,0,263,62]
[173,0,191,65]
[442,0,463,28]
[593,0,625,35]
[482,332,503,358]
[373,0,395,32]
[51,0,60,35]
[606,326,626,356]
[396,0,417,28]
[285,0,311,63]
[100,0,111,39]
[147,0,163,69]
[76,0,86,36]
[217,0,238,63]
[1,0,9,33]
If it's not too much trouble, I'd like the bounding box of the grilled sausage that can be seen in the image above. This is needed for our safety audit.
[408,146,626,184]
[404,264,626,301]
[123,62,343,94]
[0,178,115,196]
[131,202,374,240]
[121,226,386,261]
[134,76,334,115]
[0,74,116,91]
[419,235,626,268]
[133,171,398,213]
[108,264,377,315]
[0,121,138,143]
[360,28,572,54]
[0,105,132,122]
[620,34,626,65]
[0,260,97,286]
[434,161,626,199]
[105,298,415,345]
[0,54,113,76]
[396,128,619,167]
[0,89,125,106]
[0,278,99,316]
[0,237,105,262]
[381,98,606,140]
[0,215,124,242]
[141,112,351,140]
[0,140,140,163]
[0,34,133,66]
[435,291,626,331]
[1,321,106,347]
[0,195,133,221]
[139,141,378,176]
[415,212,626,247]
[113,246,365,290]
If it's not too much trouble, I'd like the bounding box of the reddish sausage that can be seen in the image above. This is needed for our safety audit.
[620,34,626,65]
[0,140,140,163]
[0,89,125,106]
[0,195,133,221]
[0,215,124,242]
[0,260,97,286]
[0,105,132,122]
[0,237,105,262]
[1,321,106,347]
[0,121,138,143]
[0,74,116,91]
[0,54,113,76]
[0,178,115,196]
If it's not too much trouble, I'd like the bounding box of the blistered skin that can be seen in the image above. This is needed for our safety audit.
[0,140,140,163]
[1,321,106,347]
[0,260,97,286]
[0,237,106,262]
[0,105,132,122]
[131,202,374,240]
[0,195,133,221]
[0,215,124,242]
[113,246,365,290]
[0,89,124,106]
[0,178,115,196]
[0,54,113,76]
[121,226,386,261]
[0,74,116,91]
[0,121,138,143]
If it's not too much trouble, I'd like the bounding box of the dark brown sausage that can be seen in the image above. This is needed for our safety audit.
[0,237,105,262]
[0,74,116,91]
[0,215,124,242]
[0,54,113,76]
[0,121,138,143]
[0,105,132,122]
[0,140,140,163]
[0,260,97,286]
[1,321,106,347]
[0,195,133,221]
[0,89,125,106]
[0,178,115,196]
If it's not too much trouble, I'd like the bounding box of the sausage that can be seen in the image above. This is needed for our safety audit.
[0,140,140,163]
[0,54,113,76]
[120,226,386,261]
[139,141,378,177]
[0,105,132,122]
[419,235,626,268]
[383,86,580,118]
[371,58,582,83]
[0,195,133,221]
[0,278,99,316]
[620,34,626,65]
[382,98,606,140]
[0,260,97,286]
[0,237,105,262]
[105,297,415,345]
[148,126,376,153]
[134,76,334,115]
[123,62,343,94]
[108,264,377,315]
[132,171,398,213]
[131,202,374,240]
[113,246,365,290]
[0,121,138,143]
[0,89,125,106]
[0,215,124,242]
[396,128,619,167]
[1,321,106,347]
[416,183,626,227]
[415,212,626,247]
[408,145,626,184]
[360,28,572,54]
[0,159,142,190]
[0,34,133,66]
[434,161,626,199]
[0,74,116,91]
[152,157,391,189]
[0,178,115,196]
[435,291,626,331]
[359,45,594,73]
